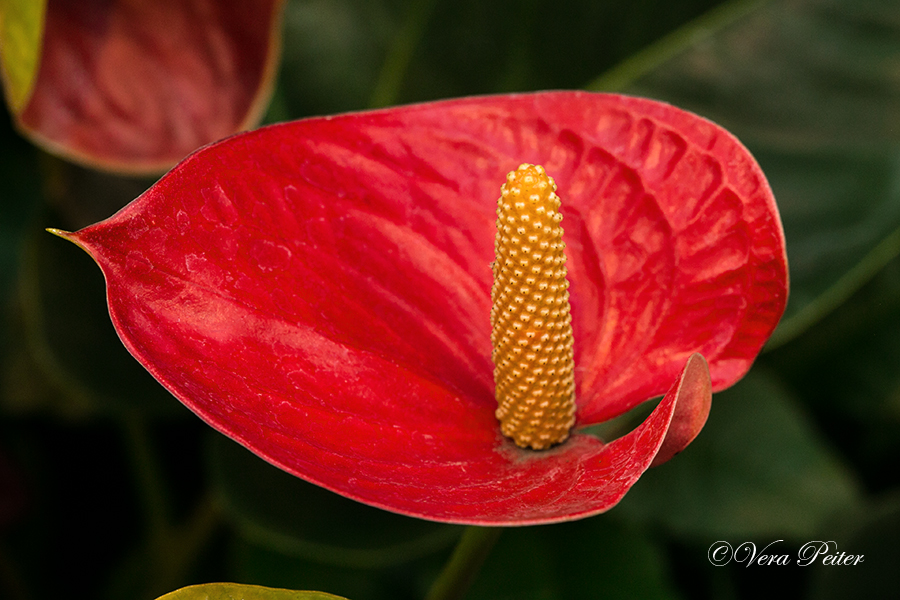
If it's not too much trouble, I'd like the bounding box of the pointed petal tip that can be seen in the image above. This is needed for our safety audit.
[651,353,712,467]
[45,227,72,240]
[46,227,84,247]
[46,228,95,257]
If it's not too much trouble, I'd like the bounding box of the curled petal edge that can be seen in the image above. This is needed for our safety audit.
[650,352,712,467]
[439,352,714,526]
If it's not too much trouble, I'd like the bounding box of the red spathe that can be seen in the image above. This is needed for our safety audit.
[17,0,283,174]
[66,92,788,524]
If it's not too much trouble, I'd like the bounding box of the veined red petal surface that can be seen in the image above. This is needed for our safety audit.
[64,92,788,524]
[13,0,283,174]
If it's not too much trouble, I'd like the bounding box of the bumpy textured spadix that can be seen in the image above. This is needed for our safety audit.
[491,164,576,450]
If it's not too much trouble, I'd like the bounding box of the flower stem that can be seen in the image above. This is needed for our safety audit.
[424,526,502,600]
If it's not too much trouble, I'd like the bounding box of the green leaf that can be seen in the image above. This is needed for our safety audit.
[615,370,861,540]
[602,0,900,344]
[407,0,724,101]
[766,256,900,486]
[157,583,349,600]
[465,518,681,600]
[208,433,462,568]
[269,0,724,120]
[0,0,46,112]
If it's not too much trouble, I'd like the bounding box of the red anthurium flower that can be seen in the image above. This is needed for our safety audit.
[1,0,284,174]
[58,92,788,525]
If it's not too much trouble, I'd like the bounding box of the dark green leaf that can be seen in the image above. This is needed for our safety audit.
[268,0,724,119]
[466,518,681,600]
[208,433,461,568]
[765,256,900,491]
[807,493,900,600]
[615,370,861,539]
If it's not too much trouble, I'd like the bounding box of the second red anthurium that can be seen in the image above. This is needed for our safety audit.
[57,92,788,525]
[1,0,284,174]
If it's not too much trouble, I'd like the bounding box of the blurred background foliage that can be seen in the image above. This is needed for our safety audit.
[1,0,899,598]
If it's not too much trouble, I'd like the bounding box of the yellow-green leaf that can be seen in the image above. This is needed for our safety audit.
[157,583,349,600]
[0,0,46,112]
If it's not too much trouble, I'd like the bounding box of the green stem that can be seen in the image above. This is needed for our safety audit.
[424,526,502,600]
[584,0,768,92]
[368,0,438,108]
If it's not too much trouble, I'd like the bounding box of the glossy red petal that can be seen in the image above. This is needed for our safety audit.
[15,0,283,174]
[66,92,787,523]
